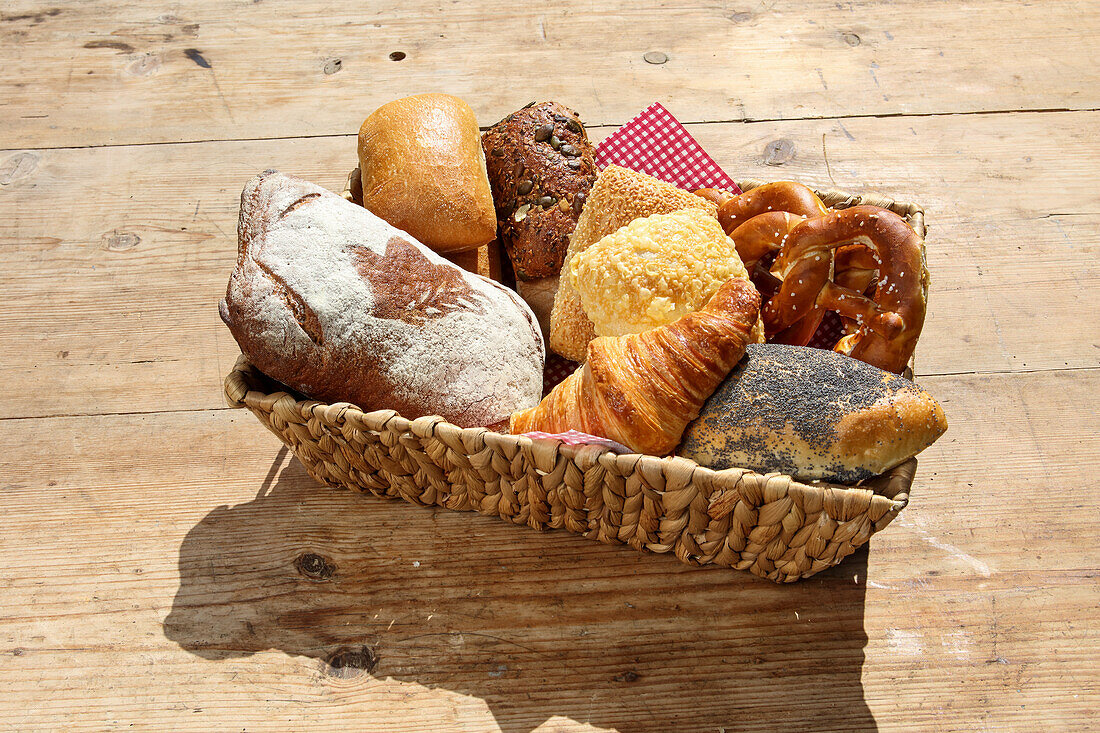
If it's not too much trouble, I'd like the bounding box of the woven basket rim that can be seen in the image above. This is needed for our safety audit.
[224,355,913,518]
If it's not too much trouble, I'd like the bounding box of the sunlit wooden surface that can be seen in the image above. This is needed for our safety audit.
[1,2,1097,730]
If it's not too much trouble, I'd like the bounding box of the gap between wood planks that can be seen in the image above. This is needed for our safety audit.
[1,364,1095,423]
[3,105,1099,154]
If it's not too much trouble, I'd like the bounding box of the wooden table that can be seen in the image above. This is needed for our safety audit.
[2,2,1097,730]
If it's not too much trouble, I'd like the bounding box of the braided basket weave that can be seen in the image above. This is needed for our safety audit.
[224,178,928,583]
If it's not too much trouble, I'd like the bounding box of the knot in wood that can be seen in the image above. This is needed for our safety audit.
[101,230,141,251]
[0,151,40,186]
[125,54,162,77]
[325,646,378,678]
[295,552,335,581]
[763,139,795,166]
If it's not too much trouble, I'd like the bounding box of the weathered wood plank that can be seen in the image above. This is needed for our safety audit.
[2,0,1099,148]
[2,112,1098,419]
[0,368,1096,731]
[3,2,1098,726]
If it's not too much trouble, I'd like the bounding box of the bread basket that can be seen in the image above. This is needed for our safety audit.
[223,177,927,583]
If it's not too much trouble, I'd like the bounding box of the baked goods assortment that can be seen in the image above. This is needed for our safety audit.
[549,164,720,362]
[511,277,761,456]
[220,94,946,488]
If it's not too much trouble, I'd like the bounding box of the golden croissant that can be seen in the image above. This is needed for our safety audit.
[510,277,762,455]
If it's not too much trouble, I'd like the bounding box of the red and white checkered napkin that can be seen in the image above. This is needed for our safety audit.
[808,312,845,351]
[518,430,632,455]
[542,354,577,396]
[594,102,741,194]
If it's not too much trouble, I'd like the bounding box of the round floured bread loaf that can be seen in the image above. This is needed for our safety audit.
[678,344,947,483]
[219,170,545,428]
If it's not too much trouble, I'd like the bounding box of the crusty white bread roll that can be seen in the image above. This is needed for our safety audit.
[357,93,497,254]
[219,171,544,428]
[678,344,947,482]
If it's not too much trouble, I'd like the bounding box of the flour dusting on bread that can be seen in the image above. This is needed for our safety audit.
[221,170,544,427]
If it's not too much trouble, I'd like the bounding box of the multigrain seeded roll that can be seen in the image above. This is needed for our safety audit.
[481,101,598,280]
[677,344,947,483]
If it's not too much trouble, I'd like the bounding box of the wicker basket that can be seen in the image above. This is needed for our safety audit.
[224,178,928,583]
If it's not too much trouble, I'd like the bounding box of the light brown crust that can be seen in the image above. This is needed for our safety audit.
[357,94,496,254]
[548,165,718,362]
[834,389,947,474]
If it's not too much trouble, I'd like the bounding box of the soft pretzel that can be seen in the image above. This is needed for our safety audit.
[727,210,805,271]
[710,181,829,233]
[834,244,879,295]
[693,187,737,209]
[694,187,824,347]
[729,215,881,347]
[763,206,928,373]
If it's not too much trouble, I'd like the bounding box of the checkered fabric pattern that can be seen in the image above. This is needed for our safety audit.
[808,312,846,350]
[542,354,577,396]
[519,430,632,455]
[594,102,741,194]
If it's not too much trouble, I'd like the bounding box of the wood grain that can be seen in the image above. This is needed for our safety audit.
[0,369,1096,730]
[2,111,1098,419]
[3,0,1099,729]
[2,0,1098,148]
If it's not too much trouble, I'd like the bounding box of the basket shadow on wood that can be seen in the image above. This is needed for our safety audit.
[164,449,878,732]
